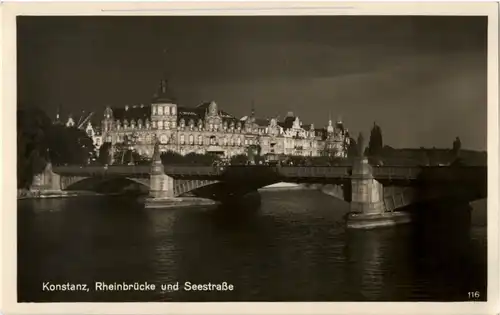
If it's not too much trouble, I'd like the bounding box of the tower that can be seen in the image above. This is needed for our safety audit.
[102,106,114,138]
[245,100,256,132]
[208,101,218,117]
[327,111,334,133]
[151,78,178,133]
[250,100,255,118]
[151,48,178,133]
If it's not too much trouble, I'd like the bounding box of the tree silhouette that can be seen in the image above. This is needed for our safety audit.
[98,142,112,165]
[368,122,383,157]
[230,154,248,165]
[17,108,96,188]
[184,152,218,165]
[17,108,52,188]
[247,144,262,164]
[46,125,94,166]
[347,137,358,158]
[160,150,184,165]
[452,136,462,158]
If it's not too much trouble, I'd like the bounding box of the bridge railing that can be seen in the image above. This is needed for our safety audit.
[372,166,421,180]
[52,165,150,176]
[278,166,351,178]
[163,165,223,176]
[52,165,486,184]
[107,165,150,175]
[410,166,487,182]
[53,165,226,177]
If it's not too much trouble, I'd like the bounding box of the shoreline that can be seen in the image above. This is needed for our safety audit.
[17,190,125,200]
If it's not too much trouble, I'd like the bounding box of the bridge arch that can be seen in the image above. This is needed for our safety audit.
[62,176,150,192]
[174,179,219,197]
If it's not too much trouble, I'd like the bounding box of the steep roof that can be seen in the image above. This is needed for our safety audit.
[112,105,151,121]
[177,106,202,122]
[177,103,239,124]
[195,102,235,119]
[254,118,270,127]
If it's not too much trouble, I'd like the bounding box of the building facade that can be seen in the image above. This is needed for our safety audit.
[74,78,351,162]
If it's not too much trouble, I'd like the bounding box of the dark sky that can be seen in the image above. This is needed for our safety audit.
[17,16,487,150]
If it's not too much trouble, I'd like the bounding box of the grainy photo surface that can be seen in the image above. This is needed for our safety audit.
[16,15,488,303]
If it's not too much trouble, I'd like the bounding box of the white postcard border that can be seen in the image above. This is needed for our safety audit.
[1,2,498,315]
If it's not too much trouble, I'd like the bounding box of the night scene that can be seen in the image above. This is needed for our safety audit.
[16,15,487,303]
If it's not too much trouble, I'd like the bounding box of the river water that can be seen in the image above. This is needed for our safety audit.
[17,190,487,302]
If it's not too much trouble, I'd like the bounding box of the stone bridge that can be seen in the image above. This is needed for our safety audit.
[30,155,487,229]
[43,171,219,198]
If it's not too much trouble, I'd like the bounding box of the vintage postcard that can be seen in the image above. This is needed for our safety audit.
[1,1,498,315]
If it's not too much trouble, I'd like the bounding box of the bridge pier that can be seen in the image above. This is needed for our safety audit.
[30,162,62,194]
[346,158,411,229]
[148,158,174,199]
[144,140,199,209]
[144,150,177,207]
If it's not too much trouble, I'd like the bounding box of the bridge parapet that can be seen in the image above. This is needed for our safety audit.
[51,164,486,184]
[417,166,487,183]
[53,165,150,177]
[371,165,487,184]
[278,166,351,179]
[163,165,224,177]
[372,166,422,180]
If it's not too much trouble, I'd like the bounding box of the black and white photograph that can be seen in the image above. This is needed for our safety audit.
[4,2,498,312]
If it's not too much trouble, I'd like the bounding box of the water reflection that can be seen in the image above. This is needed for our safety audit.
[345,229,387,300]
[17,192,487,302]
[407,201,486,301]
